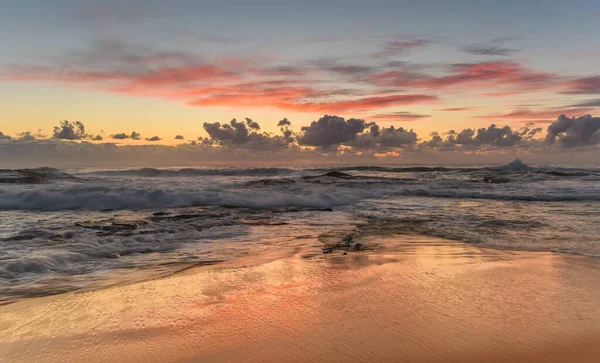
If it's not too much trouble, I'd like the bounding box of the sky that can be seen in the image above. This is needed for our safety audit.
[1,1,600,166]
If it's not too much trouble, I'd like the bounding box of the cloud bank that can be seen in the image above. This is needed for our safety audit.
[1,114,598,168]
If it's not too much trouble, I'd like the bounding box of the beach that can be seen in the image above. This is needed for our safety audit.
[1,234,599,362]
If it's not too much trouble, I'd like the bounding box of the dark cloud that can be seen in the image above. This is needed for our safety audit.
[53,120,87,140]
[111,133,129,140]
[111,131,141,140]
[298,115,370,150]
[146,136,162,142]
[567,99,600,108]
[421,132,444,148]
[352,125,418,150]
[545,114,600,148]
[422,124,525,150]
[0,132,12,140]
[295,115,419,151]
[174,135,185,140]
[91,135,103,141]
[17,132,37,141]
[518,123,543,140]
[277,118,292,127]
[202,118,292,151]
[245,118,260,130]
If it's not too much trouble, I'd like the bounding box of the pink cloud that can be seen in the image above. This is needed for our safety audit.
[370,61,558,92]
[562,76,600,94]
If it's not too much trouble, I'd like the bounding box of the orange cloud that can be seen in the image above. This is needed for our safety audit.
[478,107,595,121]
[189,93,436,113]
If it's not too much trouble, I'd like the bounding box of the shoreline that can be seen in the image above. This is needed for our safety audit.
[1,234,599,362]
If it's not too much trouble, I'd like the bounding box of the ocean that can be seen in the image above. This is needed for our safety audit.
[1,159,599,303]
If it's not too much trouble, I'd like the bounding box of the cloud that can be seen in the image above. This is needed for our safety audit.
[545,114,600,147]
[563,76,600,94]
[111,131,141,140]
[111,133,129,140]
[463,45,518,56]
[437,107,474,112]
[91,135,103,141]
[146,136,162,142]
[462,37,519,56]
[422,124,526,150]
[188,88,436,113]
[53,120,87,140]
[202,118,292,150]
[174,135,185,140]
[277,118,292,127]
[297,115,371,150]
[10,38,598,118]
[0,132,12,141]
[2,114,600,167]
[567,99,600,107]
[378,39,434,57]
[352,124,418,150]
[17,132,37,141]
[370,61,557,92]
[245,118,260,130]
[370,112,431,121]
[478,107,594,121]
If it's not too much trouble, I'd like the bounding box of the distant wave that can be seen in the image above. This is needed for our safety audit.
[0,167,83,184]
[83,167,296,177]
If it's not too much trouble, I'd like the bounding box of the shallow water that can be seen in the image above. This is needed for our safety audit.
[1,160,599,301]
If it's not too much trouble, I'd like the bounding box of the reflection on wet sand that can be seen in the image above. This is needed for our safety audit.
[1,235,599,362]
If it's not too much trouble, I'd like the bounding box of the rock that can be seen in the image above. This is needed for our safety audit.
[343,252,348,255]
[351,242,365,252]
[322,247,333,254]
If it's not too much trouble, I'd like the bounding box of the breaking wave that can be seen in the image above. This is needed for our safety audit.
[1,182,599,211]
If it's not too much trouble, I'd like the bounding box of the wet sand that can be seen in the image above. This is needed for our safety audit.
[1,235,599,362]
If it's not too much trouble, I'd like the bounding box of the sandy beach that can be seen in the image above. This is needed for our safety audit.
[1,234,599,362]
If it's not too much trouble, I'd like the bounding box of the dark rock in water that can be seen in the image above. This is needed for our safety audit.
[343,235,353,247]
[351,242,365,252]
[483,176,510,184]
[152,211,170,216]
[343,252,348,255]
[323,247,333,254]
